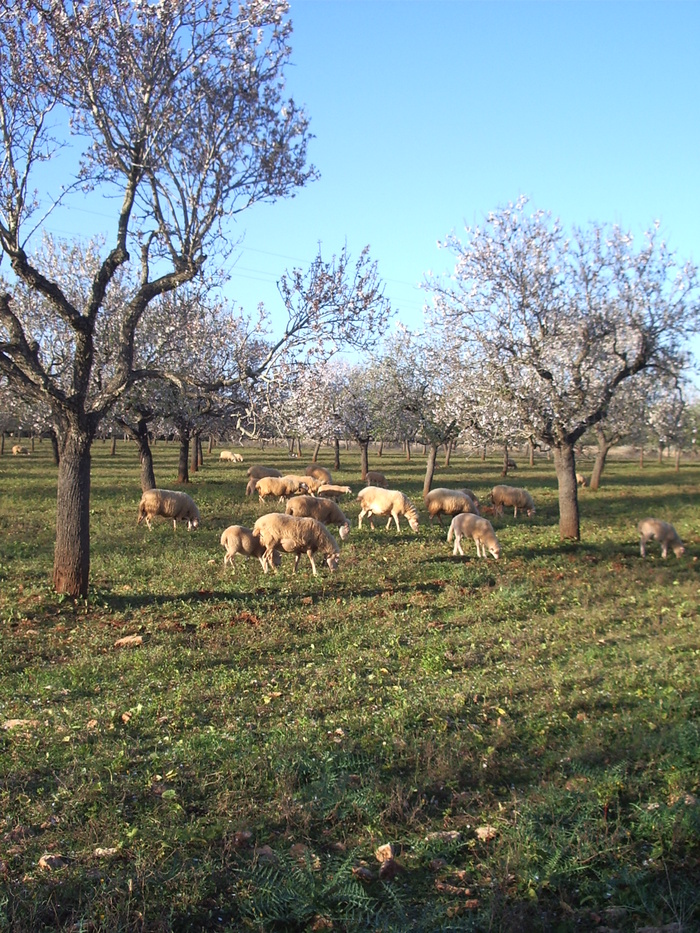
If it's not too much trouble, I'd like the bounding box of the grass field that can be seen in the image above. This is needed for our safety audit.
[1,440,699,932]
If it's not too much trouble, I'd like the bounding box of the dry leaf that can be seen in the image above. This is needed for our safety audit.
[86,719,98,730]
[121,711,132,724]
[375,842,395,863]
[93,847,118,858]
[114,634,143,648]
[2,719,39,731]
[475,825,497,842]
[425,830,462,844]
[38,854,70,870]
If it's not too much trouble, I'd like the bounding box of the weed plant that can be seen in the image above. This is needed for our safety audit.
[1,440,699,931]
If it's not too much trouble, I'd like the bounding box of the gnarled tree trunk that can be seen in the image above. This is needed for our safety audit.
[53,426,93,598]
[333,437,340,471]
[553,442,580,540]
[423,443,439,497]
[589,430,613,491]
[359,439,370,480]
[177,428,190,484]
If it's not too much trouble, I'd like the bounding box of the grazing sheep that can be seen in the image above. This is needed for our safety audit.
[317,483,353,500]
[255,475,310,502]
[137,488,200,531]
[364,470,388,488]
[11,445,29,456]
[490,484,536,518]
[305,464,333,484]
[424,488,480,526]
[284,473,326,494]
[247,464,282,480]
[638,518,685,559]
[286,495,351,540]
[447,513,501,560]
[253,512,340,575]
[219,449,243,462]
[220,524,280,572]
[576,472,588,487]
[245,476,259,496]
[356,486,420,533]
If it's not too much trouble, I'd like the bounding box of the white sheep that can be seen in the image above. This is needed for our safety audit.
[137,488,201,531]
[447,513,501,560]
[11,445,29,456]
[220,524,280,572]
[305,464,333,484]
[284,473,326,494]
[356,486,420,533]
[247,464,282,480]
[285,494,350,540]
[219,449,243,462]
[253,512,340,575]
[576,472,588,487]
[424,488,480,526]
[638,518,685,559]
[490,484,536,518]
[317,484,353,500]
[255,475,310,502]
[364,470,388,488]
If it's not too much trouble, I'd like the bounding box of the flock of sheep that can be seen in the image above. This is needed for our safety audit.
[136,457,686,574]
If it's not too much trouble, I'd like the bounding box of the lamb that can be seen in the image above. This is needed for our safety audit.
[253,512,340,575]
[254,475,310,502]
[219,449,243,462]
[576,472,588,487]
[305,464,333,484]
[220,524,281,572]
[490,484,536,518]
[356,486,420,533]
[11,445,29,456]
[137,488,200,531]
[423,487,480,526]
[317,483,353,500]
[247,464,282,480]
[447,513,501,560]
[638,518,685,559]
[364,470,388,488]
[285,494,351,540]
[283,473,326,494]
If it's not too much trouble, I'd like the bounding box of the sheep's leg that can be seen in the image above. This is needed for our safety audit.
[358,509,366,529]
[639,536,647,557]
[265,547,279,573]
[258,556,268,573]
[293,553,302,573]
[453,535,464,556]
[172,519,177,532]
[307,550,318,576]
[661,541,669,559]
[392,513,401,533]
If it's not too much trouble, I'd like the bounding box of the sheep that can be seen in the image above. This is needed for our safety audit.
[423,487,480,526]
[364,470,388,488]
[245,476,259,497]
[219,449,243,462]
[253,512,340,575]
[285,494,351,540]
[254,474,310,502]
[137,488,200,531]
[11,445,29,456]
[283,473,326,494]
[447,513,501,560]
[638,518,685,559]
[305,464,333,484]
[490,484,536,518]
[247,464,282,480]
[220,524,280,572]
[576,472,588,487]
[317,483,353,500]
[356,486,420,533]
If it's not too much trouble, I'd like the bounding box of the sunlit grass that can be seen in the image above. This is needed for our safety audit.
[1,440,699,931]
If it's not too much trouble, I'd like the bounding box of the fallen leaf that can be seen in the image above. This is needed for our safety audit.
[232,830,252,847]
[93,847,118,858]
[375,842,395,863]
[425,830,462,844]
[2,719,39,731]
[86,719,98,730]
[38,854,70,870]
[475,825,497,842]
[121,711,132,724]
[114,634,143,648]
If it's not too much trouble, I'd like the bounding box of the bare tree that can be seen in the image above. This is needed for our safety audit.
[0,0,315,595]
[426,198,699,540]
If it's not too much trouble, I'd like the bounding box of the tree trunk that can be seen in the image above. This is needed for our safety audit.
[191,433,199,473]
[529,441,534,466]
[296,437,302,457]
[359,440,369,480]
[675,447,681,472]
[482,445,486,461]
[658,444,663,464]
[405,439,411,461]
[501,443,509,477]
[197,435,203,468]
[639,447,644,469]
[177,431,190,484]
[53,427,92,598]
[50,428,60,466]
[135,422,156,492]
[423,444,438,497]
[312,438,322,462]
[553,442,580,540]
[589,434,612,491]
[333,437,340,471]
[0,432,4,455]
[378,439,383,456]
[110,435,117,456]
[444,439,453,467]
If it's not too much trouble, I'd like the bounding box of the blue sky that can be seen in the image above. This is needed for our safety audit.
[30,1,700,348]
[224,0,700,341]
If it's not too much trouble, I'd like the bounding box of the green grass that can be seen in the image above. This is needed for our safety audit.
[1,440,699,932]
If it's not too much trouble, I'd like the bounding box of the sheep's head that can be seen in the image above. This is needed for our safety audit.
[326,553,339,572]
[339,521,350,540]
[188,517,200,531]
[408,515,420,532]
[673,543,686,558]
[488,542,501,560]
[526,507,536,517]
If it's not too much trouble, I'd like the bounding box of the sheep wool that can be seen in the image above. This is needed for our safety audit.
[638,518,685,559]
[490,485,536,518]
[220,525,280,572]
[447,513,501,560]
[137,489,200,531]
[356,486,420,533]
[305,464,333,484]
[285,494,351,540]
[253,512,340,575]
[424,488,480,525]
[255,475,310,501]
